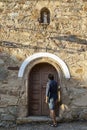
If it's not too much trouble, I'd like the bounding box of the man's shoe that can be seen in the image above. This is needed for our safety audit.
[49,123,57,127]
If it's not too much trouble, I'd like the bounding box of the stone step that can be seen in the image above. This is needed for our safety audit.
[17,116,60,124]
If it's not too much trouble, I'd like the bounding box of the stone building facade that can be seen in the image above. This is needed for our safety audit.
[0,0,87,126]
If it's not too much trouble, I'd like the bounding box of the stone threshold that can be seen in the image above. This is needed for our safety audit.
[16,116,60,124]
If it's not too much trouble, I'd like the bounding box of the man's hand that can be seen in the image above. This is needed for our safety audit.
[45,96,48,103]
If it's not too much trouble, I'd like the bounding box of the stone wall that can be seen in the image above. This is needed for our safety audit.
[0,0,87,126]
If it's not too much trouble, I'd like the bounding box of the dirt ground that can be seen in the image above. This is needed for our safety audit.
[0,121,87,130]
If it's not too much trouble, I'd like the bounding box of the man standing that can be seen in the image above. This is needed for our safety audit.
[46,73,58,127]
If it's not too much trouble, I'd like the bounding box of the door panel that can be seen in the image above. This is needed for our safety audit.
[28,63,58,116]
[29,68,41,115]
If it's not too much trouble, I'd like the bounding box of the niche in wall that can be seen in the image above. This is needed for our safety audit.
[39,7,50,24]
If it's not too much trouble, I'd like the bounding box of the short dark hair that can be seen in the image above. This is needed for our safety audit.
[48,73,54,80]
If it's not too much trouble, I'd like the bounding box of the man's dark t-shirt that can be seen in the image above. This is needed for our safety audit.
[46,80,58,101]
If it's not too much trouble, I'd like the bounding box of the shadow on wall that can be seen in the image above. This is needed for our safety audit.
[0,51,86,121]
[50,35,87,45]
[0,34,87,53]
[0,52,20,81]
[59,76,87,120]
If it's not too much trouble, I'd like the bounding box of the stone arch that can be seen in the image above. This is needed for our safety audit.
[18,52,70,79]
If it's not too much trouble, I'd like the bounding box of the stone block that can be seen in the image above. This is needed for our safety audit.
[0,59,4,64]
[1,114,15,121]
[0,94,18,106]
[7,106,18,116]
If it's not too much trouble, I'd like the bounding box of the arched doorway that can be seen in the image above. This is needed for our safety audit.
[18,52,70,118]
[28,63,59,116]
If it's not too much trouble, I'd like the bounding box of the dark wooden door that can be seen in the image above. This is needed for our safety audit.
[28,63,58,116]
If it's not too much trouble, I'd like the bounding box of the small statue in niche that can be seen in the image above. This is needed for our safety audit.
[43,12,48,24]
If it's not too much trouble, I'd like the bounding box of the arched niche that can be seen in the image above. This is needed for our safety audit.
[39,7,50,24]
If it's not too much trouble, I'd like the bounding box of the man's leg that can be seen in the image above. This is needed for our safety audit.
[49,99,57,126]
[50,109,57,125]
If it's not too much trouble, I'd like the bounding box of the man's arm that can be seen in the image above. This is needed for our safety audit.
[45,82,50,103]
[58,86,62,105]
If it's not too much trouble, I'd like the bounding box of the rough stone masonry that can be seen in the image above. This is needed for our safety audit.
[0,0,87,127]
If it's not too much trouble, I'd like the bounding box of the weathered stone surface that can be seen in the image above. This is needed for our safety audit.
[0,94,18,106]
[7,106,18,116]
[1,114,15,121]
[0,68,8,81]
[0,108,5,113]
[0,59,4,64]
[73,94,87,106]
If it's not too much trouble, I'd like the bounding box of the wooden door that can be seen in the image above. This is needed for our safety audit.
[28,63,58,116]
